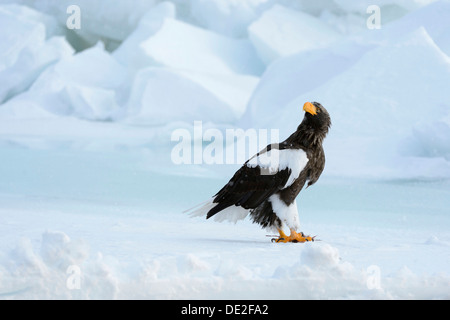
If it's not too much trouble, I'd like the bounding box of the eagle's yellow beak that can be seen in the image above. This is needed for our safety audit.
[303,102,317,116]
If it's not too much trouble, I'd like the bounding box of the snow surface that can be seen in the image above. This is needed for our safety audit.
[0,149,449,299]
[0,0,449,300]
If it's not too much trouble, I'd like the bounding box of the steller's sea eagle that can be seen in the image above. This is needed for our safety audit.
[190,102,331,243]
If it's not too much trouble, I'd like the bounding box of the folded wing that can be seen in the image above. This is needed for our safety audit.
[207,145,309,219]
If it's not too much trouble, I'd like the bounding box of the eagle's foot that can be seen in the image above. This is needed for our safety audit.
[271,229,315,243]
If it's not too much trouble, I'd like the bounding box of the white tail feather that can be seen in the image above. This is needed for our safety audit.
[185,198,216,217]
[185,198,250,224]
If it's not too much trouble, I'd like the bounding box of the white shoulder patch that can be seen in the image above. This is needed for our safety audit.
[246,147,308,188]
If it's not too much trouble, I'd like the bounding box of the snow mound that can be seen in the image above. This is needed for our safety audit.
[179,70,259,119]
[274,244,352,279]
[0,3,64,40]
[126,67,258,125]
[0,100,59,120]
[2,232,449,299]
[311,27,450,138]
[400,115,450,161]
[0,231,121,299]
[140,18,264,76]
[189,0,271,38]
[39,231,89,268]
[272,244,366,299]
[248,4,342,65]
[379,0,450,56]
[113,2,176,72]
[0,4,73,103]
[12,0,162,51]
[253,27,450,178]
[6,43,129,121]
[241,39,370,127]
[424,236,450,247]
[300,243,342,267]
[334,0,439,13]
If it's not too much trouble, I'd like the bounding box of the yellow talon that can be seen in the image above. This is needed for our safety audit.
[272,229,314,243]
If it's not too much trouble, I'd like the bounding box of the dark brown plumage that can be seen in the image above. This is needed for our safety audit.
[196,102,331,243]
